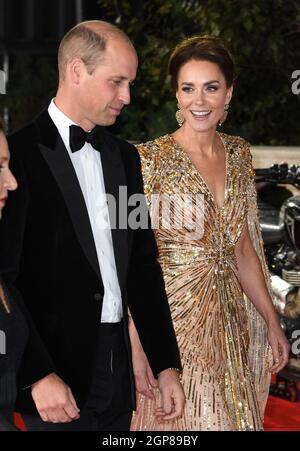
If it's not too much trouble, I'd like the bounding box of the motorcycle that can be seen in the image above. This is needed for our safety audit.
[255,163,300,401]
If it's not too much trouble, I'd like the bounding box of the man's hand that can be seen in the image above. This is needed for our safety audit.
[155,369,185,422]
[31,373,80,423]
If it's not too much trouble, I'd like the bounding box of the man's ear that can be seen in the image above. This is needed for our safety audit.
[68,58,85,86]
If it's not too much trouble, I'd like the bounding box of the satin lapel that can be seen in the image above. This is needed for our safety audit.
[36,112,102,281]
[100,132,128,290]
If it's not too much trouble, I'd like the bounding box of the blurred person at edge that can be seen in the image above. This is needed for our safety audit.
[0,118,28,431]
[130,36,289,431]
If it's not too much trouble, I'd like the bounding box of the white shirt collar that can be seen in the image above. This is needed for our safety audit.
[48,98,78,152]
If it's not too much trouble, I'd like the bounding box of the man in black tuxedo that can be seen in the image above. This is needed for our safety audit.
[0,20,184,430]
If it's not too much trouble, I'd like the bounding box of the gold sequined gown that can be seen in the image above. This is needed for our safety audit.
[131,133,271,431]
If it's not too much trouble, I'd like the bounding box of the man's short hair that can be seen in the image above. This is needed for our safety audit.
[58,21,133,80]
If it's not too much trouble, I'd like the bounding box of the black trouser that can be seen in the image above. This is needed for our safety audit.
[20,322,132,431]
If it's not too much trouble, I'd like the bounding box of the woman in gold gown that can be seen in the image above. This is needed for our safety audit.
[130,36,290,431]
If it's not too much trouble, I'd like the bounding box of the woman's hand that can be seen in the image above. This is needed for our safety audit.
[132,346,157,400]
[128,316,157,400]
[267,320,290,373]
[155,369,185,422]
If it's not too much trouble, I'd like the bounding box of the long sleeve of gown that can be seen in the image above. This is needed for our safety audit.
[243,143,272,417]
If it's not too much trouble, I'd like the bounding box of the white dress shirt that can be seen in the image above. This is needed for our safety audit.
[48,99,123,322]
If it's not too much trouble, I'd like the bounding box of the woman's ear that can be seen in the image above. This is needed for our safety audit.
[226,85,233,105]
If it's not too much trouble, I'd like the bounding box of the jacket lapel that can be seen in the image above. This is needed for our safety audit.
[100,131,128,290]
[35,110,102,282]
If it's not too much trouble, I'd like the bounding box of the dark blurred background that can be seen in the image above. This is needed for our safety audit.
[0,0,299,144]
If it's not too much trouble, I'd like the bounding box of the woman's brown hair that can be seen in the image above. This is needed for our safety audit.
[0,286,10,313]
[0,117,6,134]
[168,35,235,90]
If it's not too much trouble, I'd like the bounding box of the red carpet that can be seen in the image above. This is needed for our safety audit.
[14,395,300,431]
[13,413,26,431]
[264,395,300,431]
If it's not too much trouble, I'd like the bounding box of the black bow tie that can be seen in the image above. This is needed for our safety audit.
[69,124,103,153]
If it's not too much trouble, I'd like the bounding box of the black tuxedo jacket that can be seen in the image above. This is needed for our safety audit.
[0,110,181,414]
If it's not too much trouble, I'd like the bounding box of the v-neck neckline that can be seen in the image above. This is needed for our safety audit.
[168,132,228,209]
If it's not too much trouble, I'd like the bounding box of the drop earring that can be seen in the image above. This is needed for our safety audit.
[218,104,229,126]
[175,104,184,126]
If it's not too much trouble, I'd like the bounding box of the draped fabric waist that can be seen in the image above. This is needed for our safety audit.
[158,244,236,267]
